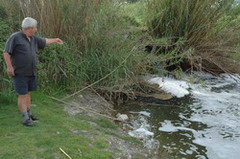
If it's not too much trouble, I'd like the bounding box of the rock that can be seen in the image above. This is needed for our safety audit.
[116,113,129,121]
[148,93,173,100]
[116,113,121,117]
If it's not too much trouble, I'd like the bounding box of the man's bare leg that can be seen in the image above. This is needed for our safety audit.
[18,94,34,126]
[18,94,28,113]
[26,92,32,117]
[26,92,39,121]
[26,92,31,110]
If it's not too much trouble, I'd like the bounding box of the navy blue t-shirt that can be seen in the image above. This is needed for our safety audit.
[3,31,46,76]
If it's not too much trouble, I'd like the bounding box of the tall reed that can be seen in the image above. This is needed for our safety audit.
[147,0,240,73]
[0,0,152,94]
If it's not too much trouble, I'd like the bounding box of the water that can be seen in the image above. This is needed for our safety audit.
[116,72,240,159]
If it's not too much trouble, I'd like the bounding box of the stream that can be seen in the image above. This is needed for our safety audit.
[115,72,240,159]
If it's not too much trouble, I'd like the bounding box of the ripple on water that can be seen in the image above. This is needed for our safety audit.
[154,73,240,158]
[120,73,240,159]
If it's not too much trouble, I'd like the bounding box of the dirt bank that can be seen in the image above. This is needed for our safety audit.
[64,90,160,159]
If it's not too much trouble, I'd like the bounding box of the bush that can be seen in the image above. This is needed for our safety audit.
[0,0,154,95]
[147,0,240,73]
[0,6,15,104]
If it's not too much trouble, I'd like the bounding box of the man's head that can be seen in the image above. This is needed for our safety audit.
[21,17,38,36]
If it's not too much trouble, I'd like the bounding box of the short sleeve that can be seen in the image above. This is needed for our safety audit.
[3,35,16,54]
[35,37,46,50]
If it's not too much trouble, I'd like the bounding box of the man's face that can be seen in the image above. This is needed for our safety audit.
[29,27,37,36]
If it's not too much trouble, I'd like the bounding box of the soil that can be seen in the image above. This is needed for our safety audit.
[64,90,160,159]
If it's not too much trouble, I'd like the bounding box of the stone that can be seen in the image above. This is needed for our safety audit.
[116,113,129,121]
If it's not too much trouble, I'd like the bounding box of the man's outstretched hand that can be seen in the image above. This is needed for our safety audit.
[46,38,64,45]
[55,38,64,45]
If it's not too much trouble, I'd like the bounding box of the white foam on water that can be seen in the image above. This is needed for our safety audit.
[188,74,240,159]
[129,111,151,117]
[192,129,240,159]
[155,72,240,159]
[158,120,179,132]
[138,111,151,117]
[127,115,159,149]
[128,127,154,137]
[148,77,190,98]
[220,73,240,84]
[128,116,153,138]
[159,120,197,133]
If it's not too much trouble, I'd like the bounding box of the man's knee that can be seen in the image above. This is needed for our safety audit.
[20,92,30,96]
[18,94,29,99]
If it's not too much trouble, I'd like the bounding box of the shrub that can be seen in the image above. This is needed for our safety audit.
[147,0,240,73]
[0,0,153,94]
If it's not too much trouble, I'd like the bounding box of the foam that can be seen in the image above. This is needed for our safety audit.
[148,77,190,98]
[155,72,240,159]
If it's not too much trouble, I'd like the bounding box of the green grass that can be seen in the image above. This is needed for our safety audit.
[0,91,126,159]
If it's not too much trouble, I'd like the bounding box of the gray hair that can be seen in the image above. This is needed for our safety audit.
[21,17,38,29]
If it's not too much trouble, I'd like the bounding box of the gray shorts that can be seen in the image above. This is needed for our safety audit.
[13,76,37,95]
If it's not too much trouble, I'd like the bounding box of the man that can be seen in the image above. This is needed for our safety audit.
[3,17,63,127]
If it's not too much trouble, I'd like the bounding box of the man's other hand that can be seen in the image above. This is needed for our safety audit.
[7,66,15,77]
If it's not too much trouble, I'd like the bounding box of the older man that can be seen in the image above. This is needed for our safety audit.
[3,17,63,127]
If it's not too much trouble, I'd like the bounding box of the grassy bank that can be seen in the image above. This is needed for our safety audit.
[0,91,144,159]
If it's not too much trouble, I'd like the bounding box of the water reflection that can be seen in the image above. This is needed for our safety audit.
[115,73,240,159]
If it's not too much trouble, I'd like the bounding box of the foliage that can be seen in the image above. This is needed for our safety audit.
[147,0,240,73]
[120,0,147,26]
[0,6,15,104]
[0,0,154,96]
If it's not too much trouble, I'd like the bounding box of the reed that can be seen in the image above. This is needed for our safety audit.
[0,0,152,96]
[147,0,240,73]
